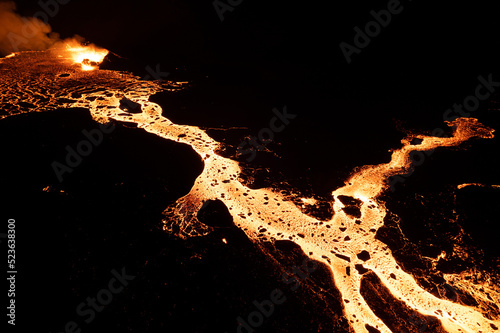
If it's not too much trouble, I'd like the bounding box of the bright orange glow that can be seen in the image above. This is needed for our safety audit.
[55,39,108,71]
[66,44,108,71]
[458,183,500,189]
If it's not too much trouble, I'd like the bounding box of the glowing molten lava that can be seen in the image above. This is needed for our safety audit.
[60,40,108,71]
[0,50,498,333]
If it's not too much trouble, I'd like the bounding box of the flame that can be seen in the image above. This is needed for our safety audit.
[57,39,108,71]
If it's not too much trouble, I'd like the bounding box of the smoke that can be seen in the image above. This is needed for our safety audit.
[0,1,60,55]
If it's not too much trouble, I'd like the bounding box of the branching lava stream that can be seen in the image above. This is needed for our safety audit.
[1,49,499,333]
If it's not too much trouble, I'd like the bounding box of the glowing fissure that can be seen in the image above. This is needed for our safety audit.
[457,183,500,190]
[1,50,499,333]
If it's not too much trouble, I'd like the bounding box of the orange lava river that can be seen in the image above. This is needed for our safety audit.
[1,49,499,333]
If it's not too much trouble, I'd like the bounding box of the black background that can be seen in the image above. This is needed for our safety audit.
[2,0,500,332]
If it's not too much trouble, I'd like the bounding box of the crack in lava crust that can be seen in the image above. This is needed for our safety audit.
[1,51,499,333]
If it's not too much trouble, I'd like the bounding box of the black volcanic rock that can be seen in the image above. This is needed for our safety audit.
[337,195,363,218]
[0,108,206,333]
[119,97,142,113]
[197,199,234,228]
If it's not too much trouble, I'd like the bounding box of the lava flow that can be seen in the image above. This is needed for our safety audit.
[1,50,499,333]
